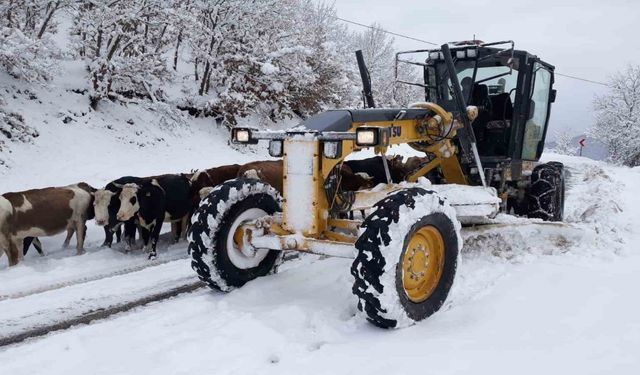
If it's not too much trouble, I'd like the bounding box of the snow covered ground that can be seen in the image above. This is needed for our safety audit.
[1,106,639,375]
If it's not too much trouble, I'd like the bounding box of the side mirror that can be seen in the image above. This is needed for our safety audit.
[550,89,557,103]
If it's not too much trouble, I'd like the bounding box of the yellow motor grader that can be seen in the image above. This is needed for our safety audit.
[188,41,565,328]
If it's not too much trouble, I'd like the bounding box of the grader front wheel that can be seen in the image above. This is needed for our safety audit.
[402,225,445,303]
[188,178,283,292]
[351,188,461,329]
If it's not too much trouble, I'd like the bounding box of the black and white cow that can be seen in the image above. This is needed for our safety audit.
[116,175,191,259]
[93,176,150,251]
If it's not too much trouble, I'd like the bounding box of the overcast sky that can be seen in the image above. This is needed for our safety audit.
[331,0,640,137]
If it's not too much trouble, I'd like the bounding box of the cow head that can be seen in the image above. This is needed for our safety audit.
[386,154,404,166]
[242,169,261,180]
[94,189,116,226]
[386,154,407,182]
[117,183,140,222]
[190,170,213,191]
[403,156,431,178]
[339,165,375,191]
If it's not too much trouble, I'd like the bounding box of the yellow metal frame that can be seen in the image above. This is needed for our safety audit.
[245,103,472,251]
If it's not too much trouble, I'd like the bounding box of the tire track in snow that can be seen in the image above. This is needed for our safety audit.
[0,281,204,348]
[0,253,189,301]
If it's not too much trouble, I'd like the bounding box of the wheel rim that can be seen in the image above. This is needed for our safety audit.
[402,225,445,303]
[226,208,270,269]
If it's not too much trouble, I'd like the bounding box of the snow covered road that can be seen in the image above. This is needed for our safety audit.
[1,250,638,375]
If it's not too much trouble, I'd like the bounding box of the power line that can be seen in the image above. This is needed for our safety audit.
[555,72,608,86]
[333,15,610,88]
[333,16,437,46]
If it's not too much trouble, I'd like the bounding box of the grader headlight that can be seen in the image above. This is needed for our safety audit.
[356,127,390,147]
[231,128,257,144]
[455,48,477,59]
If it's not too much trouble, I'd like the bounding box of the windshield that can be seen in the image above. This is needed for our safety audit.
[428,57,520,111]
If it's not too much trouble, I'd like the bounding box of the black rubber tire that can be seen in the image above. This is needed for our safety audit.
[188,178,283,292]
[351,188,461,329]
[527,162,565,221]
[546,161,566,219]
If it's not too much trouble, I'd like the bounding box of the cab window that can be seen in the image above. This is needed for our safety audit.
[522,63,552,160]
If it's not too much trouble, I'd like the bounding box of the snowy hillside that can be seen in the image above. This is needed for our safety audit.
[0,68,268,190]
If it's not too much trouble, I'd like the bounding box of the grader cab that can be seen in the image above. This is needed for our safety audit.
[188,41,565,329]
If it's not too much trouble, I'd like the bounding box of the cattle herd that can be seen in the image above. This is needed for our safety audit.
[0,155,429,267]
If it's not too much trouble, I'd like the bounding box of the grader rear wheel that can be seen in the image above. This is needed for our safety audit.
[527,162,565,221]
[351,188,461,329]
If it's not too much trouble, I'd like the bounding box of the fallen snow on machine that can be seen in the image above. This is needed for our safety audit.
[188,41,565,329]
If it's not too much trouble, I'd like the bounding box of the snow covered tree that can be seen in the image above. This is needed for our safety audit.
[350,23,395,107]
[552,130,577,156]
[72,0,174,109]
[591,64,640,166]
[350,23,423,108]
[0,27,62,81]
[284,0,358,117]
[177,0,357,124]
[0,0,68,38]
[0,1,68,82]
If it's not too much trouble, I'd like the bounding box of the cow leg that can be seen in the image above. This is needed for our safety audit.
[75,222,86,255]
[23,237,34,256]
[148,221,163,260]
[139,226,150,252]
[62,228,75,248]
[33,238,44,256]
[171,221,179,244]
[180,215,189,240]
[23,237,44,256]
[123,220,137,252]
[101,226,114,247]
[115,225,122,243]
[0,232,9,261]
[8,238,21,266]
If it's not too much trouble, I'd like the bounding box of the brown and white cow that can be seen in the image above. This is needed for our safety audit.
[237,160,285,193]
[0,183,95,266]
[189,164,241,207]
